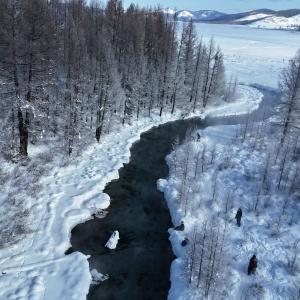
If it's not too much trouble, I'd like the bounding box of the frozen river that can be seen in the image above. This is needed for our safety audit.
[67,87,276,300]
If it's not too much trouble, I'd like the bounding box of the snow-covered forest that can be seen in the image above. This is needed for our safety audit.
[159,49,300,299]
[0,0,235,159]
[0,0,239,250]
[1,0,300,299]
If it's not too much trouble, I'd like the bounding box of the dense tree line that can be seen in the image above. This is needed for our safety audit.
[0,0,234,160]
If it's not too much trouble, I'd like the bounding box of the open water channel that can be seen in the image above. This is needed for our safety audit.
[66,87,278,300]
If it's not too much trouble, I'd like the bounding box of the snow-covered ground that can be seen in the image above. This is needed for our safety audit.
[1,23,300,300]
[158,123,300,299]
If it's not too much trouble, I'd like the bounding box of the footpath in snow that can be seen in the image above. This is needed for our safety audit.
[0,85,262,300]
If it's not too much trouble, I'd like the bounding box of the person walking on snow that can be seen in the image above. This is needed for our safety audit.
[248,255,258,275]
[235,208,242,227]
[174,221,184,231]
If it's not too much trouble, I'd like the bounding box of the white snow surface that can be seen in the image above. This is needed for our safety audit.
[204,85,262,117]
[1,23,300,300]
[194,23,300,89]
[105,231,119,249]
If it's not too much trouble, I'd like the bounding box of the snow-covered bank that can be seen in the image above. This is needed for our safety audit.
[0,86,262,299]
[158,123,300,299]
[202,85,262,117]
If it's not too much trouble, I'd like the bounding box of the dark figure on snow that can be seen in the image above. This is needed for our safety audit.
[174,221,184,231]
[181,237,189,246]
[248,255,258,275]
[235,208,242,227]
[197,133,201,141]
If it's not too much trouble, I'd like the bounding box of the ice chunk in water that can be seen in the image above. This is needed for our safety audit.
[105,231,119,249]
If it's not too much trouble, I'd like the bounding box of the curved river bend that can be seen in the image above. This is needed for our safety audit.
[67,88,277,300]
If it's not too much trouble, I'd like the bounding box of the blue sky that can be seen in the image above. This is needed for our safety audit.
[122,0,300,14]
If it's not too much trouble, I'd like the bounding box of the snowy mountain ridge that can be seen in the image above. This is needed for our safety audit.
[164,8,300,29]
[233,13,272,22]
[162,8,226,21]
[247,14,300,29]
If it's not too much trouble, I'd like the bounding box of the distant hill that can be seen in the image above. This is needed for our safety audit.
[210,9,274,23]
[222,9,300,29]
[275,9,300,18]
[162,8,227,21]
[167,8,300,29]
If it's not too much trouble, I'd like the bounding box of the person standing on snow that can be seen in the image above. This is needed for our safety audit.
[235,208,242,227]
[248,255,258,275]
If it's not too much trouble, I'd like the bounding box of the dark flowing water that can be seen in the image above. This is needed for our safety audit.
[66,88,278,300]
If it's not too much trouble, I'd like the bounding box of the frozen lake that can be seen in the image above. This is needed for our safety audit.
[194,23,300,88]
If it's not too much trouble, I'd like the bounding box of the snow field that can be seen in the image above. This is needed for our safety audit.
[195,23,300,89]
[158,124,300,300]
[0,86,261,300]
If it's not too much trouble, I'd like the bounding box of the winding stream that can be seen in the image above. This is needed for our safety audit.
[67,88,277,300]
